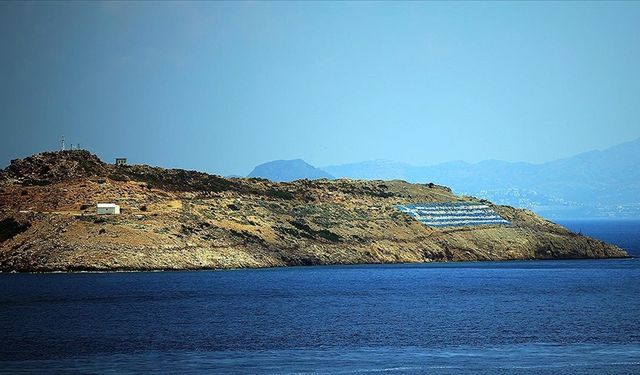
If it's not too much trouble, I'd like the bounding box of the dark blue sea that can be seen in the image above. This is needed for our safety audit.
[1,220,639,374]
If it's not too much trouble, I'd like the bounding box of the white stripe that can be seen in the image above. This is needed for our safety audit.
[410,209,495,215]
[412,205,489,210]
[419,217,509,221]
[421,220,509,226]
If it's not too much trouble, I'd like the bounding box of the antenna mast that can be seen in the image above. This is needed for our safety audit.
[61,136,65,151]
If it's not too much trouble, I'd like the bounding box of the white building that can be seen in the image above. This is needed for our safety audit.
[97,203,120,215]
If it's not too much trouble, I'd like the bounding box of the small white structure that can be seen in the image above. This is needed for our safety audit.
[97,203,120,215]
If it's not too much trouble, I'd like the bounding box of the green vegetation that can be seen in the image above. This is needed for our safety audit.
[265,188,294,200]
[289,219,342,243]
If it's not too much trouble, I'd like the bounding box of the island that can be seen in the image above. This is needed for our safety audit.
[0,150,628,272]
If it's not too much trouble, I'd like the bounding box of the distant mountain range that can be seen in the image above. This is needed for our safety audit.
[248,159,333,182]
[247,138,640,219]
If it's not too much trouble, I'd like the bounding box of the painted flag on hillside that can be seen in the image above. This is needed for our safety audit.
[397,202,510,228]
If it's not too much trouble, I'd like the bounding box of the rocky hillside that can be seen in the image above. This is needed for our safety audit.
[0,151,628,272]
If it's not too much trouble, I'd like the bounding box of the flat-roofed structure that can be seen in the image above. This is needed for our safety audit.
[97,203,120,215]
[397,202,510,228]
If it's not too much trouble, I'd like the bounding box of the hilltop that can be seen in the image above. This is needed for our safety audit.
[0,150,627,272]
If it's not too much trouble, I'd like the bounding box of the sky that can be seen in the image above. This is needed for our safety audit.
[1,1,640,176]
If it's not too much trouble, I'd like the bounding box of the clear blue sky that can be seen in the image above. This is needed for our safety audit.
[2,1,639,176]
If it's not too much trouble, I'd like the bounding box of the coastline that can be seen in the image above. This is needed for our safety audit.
[1,255,634,274]
[0,151,629,272]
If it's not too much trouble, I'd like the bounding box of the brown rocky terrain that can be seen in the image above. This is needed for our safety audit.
[0,150,628,272]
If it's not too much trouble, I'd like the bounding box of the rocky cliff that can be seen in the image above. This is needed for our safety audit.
[0,151,628,272]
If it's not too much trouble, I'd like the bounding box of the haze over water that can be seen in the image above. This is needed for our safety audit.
[2,2,640,175]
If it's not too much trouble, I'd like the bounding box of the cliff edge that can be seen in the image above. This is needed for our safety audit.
[0,151,628,271]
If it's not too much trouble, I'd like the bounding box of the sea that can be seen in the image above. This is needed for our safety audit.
[0,219,639,374]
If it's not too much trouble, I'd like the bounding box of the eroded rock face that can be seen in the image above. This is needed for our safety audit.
[0,151,629,272]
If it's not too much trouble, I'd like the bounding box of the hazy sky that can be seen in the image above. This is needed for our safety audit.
[2,1,640,176]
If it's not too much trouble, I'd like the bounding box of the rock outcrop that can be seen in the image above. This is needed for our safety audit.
[0,151,628,272]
